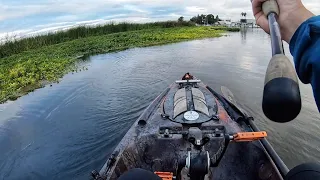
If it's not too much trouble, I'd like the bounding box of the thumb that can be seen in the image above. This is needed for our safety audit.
[252,0,270,33]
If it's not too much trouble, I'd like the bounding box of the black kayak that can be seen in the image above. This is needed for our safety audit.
[91,74,288,180]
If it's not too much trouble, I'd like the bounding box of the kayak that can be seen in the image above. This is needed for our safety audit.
[91,73,287,180]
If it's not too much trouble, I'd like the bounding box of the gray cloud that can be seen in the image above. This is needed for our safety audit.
[1,0,319,21]
[0,0,319,39]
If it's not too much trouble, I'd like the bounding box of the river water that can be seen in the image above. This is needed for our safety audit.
[0,28,319,179]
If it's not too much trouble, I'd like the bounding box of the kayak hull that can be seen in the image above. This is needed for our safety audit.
[96,79,282,180]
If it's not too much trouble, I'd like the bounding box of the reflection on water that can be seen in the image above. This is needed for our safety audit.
[0,28,319,180]
[241,27,247,44]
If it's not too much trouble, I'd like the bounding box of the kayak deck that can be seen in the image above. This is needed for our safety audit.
[95,78,282,180]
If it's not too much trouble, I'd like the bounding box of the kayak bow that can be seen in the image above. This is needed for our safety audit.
[92,74,286,180]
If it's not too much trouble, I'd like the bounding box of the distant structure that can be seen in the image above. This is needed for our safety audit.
[211,14,259,28]
[239,19,258,28]
[192,14,259,28]
[215,20,231,26]
[239,12,259,28]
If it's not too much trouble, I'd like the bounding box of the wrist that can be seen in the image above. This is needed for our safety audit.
[281,7,314,43]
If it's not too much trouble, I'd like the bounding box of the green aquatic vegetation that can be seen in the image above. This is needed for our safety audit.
[210,26,241,32]
[0,21,195,59]
[0,26,239,103]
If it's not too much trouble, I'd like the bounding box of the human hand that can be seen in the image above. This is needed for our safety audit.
[252,0,314,43]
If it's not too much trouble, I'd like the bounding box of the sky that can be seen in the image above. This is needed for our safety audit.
[0,0,319,40]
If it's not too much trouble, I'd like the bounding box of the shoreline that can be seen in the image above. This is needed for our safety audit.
[0,26,240,103]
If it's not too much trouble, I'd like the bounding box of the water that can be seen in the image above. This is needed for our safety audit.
[0,28,319,179]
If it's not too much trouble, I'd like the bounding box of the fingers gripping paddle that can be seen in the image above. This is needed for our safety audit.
[261,0,301,122]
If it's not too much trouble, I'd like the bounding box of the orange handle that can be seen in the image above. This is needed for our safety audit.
[155,172,173,180]
[233,131,267,142]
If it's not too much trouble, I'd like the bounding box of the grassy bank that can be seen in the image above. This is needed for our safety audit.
[0,24,239,103]
[0,21,195,58]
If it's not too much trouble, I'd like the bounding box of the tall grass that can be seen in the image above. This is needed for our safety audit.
[0,21,195,58]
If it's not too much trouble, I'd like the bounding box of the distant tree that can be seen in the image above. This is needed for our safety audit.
[190,16,197,23]
[207,14,215,24]
[241,12,247,19]
[215,15,221,22]
[194,14,199,24]
[204,15,208,25]
[195,14,203,24]
[200,14,206,24]
[178,16,184,22]
[190,14,222,25]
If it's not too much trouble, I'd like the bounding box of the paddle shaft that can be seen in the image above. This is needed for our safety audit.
[261,0,302,122]
[248,120,289,177]
[268,13,284,55]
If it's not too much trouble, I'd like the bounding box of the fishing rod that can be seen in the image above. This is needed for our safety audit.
[257,0,302,122]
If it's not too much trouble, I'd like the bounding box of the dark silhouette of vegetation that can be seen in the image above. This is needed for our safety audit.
[206,14,215,24]
[241,12,247,19]
[216,15,221,22]
[190,14,222,25]
[178,16,184,22]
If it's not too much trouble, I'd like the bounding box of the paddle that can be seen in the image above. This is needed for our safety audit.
[260,0,301,122]
[220,86,290,177]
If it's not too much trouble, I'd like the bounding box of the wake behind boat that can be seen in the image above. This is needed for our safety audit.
[91,73,286,180]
